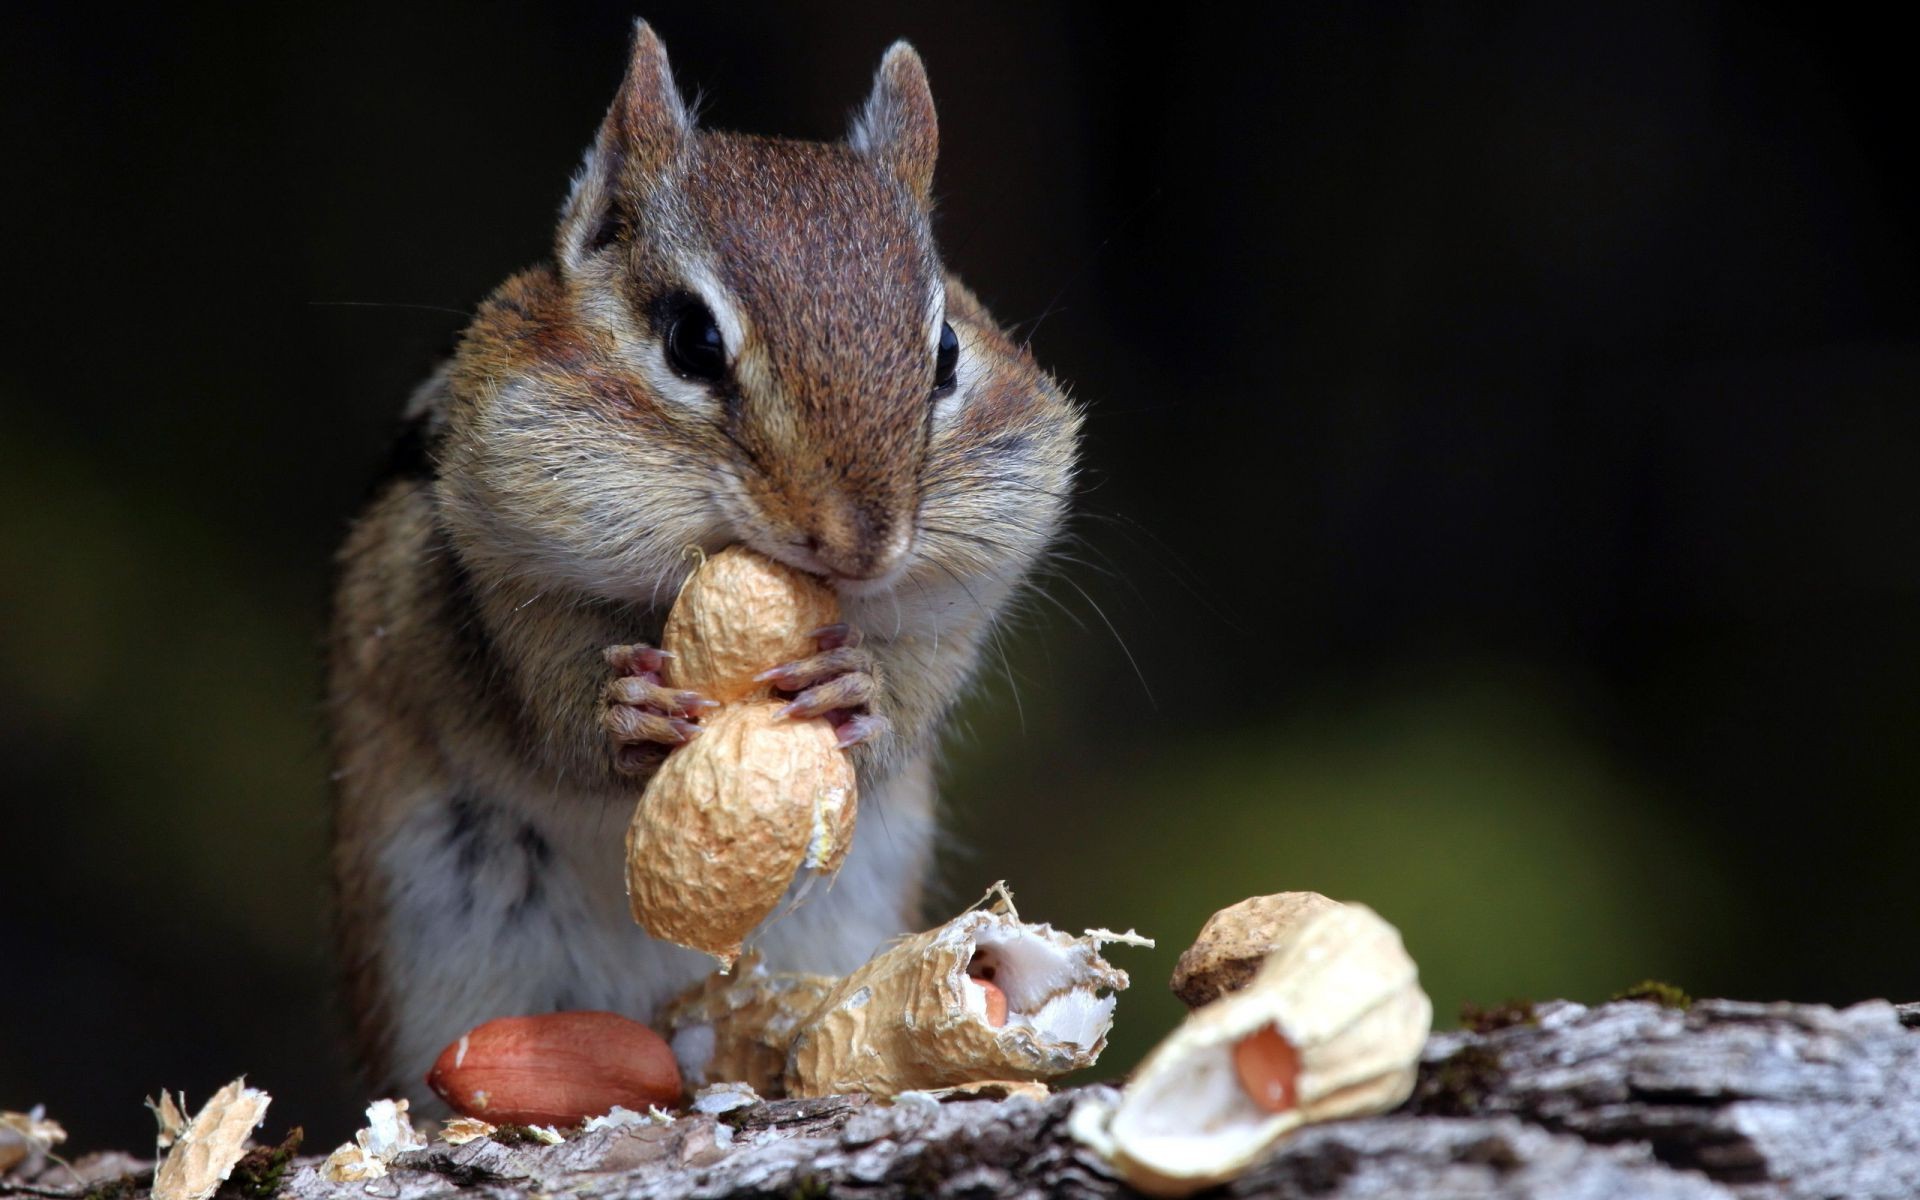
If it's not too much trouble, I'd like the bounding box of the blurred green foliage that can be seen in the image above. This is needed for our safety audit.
[940,642,1732,1072]
[0,416,330,965]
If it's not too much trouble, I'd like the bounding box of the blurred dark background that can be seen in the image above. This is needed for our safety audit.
[4,0,1915,1151]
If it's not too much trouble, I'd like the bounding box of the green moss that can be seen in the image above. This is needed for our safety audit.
[1459,998,1539,1033]
[1612,979,1692,1010]
[787,1176,831,1200]
[1416,1043,1506,1116]
[225,1126,303,1199]
[486,1123,544,1146]
[81,1176,140,1200]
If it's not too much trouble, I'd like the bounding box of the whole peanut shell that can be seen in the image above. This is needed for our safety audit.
[661,548,840,703]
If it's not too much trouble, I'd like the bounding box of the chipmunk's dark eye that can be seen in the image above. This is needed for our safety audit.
[665,300,727,381]
[934,321,959,390]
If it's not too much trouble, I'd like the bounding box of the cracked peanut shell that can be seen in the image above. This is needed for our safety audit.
[785,899,1130,1097]
[1074,902,1431,1197]
[657,958,840,1096]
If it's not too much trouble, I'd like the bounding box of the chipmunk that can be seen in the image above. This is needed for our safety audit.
[327,21,1081,1103]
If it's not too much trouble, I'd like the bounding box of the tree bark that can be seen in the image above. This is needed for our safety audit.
[9,997,1919,1200]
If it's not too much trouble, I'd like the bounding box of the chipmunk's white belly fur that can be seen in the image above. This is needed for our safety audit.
[374,758,934,1106]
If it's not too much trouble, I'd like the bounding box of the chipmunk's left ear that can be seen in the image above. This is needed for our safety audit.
[558,19,692,270]
[850,42,938,204]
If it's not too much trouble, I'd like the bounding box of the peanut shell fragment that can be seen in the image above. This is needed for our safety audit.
[657,958,841,1096]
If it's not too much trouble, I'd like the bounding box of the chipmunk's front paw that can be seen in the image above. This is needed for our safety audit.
[755,623,891,749]
[602,644,719,775]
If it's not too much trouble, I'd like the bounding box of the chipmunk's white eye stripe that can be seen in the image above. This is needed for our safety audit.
[928,280,947,349]
[679,262,750,358]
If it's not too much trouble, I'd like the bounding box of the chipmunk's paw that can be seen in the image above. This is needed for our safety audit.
[602,643,718,775]
[755,623,891,749]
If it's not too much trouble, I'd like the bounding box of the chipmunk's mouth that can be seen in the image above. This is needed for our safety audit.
[827,560,914,598]
[741,529,917,598]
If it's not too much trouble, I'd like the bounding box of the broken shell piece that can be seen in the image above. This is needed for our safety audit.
[151,1079,273,1200]
[662,546,840,704]
[921,1079,1052,1103]
[439,1117,496,1146]
[1,1107,68,1175]
[1170,891,1342,1010]
[658,960,840,1095]
[147,1091,189,1153]
[689,1083,763,1115]
[320,1098,428,1184]
[1079,903,1430,1198]
[786,902,1131,1098]
[628,703,857,967]
[581,1106,663,1132]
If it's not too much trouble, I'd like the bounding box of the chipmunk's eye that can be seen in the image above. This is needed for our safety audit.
[665,299,727,382]
[934,321,959,390]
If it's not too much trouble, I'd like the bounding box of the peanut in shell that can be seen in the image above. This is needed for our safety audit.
[661,547,840,703]
[627,545,859,967]
[627,701,856,969]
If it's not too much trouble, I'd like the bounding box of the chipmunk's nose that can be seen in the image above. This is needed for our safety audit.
[804,497,912,583]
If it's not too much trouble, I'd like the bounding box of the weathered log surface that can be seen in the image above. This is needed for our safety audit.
[9,997,1920,1199]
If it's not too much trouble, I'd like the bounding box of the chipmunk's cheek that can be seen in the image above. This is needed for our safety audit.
[931,388,965,430]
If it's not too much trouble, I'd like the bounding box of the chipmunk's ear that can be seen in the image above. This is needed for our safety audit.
[849,41,938,205]
[558,19,691,269]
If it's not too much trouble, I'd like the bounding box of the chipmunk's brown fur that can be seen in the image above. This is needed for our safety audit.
[327,22,1081,1102]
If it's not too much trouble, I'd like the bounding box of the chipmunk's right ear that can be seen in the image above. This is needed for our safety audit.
[849,42,938,205]
[557,19,691,270]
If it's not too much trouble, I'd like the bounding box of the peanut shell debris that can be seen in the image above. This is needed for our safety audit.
[151,1079,272,1200]
[658,957,840,1096]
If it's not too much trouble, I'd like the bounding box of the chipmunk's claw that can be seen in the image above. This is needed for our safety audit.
[808,622,863,651]
[764,626,885,744]
[608,676,720,716]
[755,646,866,690]
[776,671,876,720]
[602,642,712,775]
